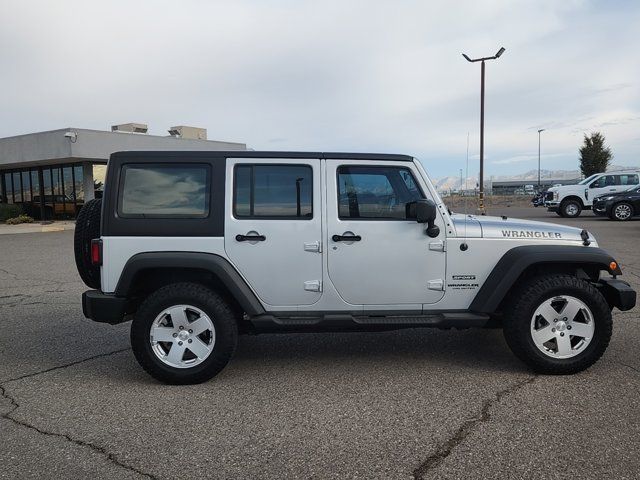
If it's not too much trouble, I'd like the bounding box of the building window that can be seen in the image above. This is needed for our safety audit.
[73,165,84,201]
[118,164,210,217]
[233,164,313,219]
[21,171,31,202]
[30,170,39,203]
[337,166,424,220]
[2,173,12,204]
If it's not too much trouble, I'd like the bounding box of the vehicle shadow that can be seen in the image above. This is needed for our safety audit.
[75,327,527,386]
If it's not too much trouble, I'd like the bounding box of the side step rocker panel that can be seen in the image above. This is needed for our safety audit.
[248,312,490,333]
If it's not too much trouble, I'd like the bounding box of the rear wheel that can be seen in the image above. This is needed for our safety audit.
[131,283,238,384]
[559,199,582,218]
[73,198,102,288]
[611,202,633,221]
[503,275,611,374]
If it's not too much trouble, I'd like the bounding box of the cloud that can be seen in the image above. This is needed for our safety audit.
[0,0,638,178]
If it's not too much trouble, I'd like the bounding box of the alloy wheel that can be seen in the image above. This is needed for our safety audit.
[150,305,216,368]
[530,295,594,359]
[614,204,632,220]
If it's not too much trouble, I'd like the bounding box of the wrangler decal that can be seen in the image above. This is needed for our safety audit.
[501,230,562,239]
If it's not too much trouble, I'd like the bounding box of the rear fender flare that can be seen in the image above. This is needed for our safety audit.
[115,252,265,316]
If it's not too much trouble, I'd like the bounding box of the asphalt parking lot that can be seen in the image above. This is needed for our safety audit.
[1,207,639,480]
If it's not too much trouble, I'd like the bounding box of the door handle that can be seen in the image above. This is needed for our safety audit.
[236,234,266,242]
[332,234,361,242]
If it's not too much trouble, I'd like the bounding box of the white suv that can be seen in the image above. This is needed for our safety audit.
[74,151,635,384]
[545,171,640,218]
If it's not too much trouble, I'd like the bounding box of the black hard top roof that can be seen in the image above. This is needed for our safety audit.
[111,151,414,162]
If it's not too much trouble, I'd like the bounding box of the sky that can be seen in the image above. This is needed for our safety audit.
[0,0,638,179]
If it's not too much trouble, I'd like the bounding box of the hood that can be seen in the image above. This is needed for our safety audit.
[451,214,592,243]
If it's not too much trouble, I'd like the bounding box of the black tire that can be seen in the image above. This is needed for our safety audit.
[611,202,634,221]
[131,283,238,384]
[503,274,612,375]
[74,198,102,289]
[559,199,582,218]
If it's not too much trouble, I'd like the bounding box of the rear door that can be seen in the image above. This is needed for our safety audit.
[325,159,446,306]
[224,158,323,307]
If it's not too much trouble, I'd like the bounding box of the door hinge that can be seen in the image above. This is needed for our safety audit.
[304,241,322,253]
[304,280,322,292]
[427,279,445,291]
[429,240,446,252]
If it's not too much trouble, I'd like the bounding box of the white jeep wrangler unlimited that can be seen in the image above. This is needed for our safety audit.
[75,151,636,384]
[545,171,640,218]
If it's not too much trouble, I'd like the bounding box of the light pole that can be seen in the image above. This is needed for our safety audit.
[537,128,545,191]
[462,46,505,214]
[460,168,463,193]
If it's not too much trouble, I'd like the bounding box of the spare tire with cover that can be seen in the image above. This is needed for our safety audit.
[74,198,102,289]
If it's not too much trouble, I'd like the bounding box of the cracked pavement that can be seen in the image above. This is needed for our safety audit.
[0,208,639,479]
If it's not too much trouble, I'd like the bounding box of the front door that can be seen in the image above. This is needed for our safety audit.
[225,158,323,307]
[325,160,446,306]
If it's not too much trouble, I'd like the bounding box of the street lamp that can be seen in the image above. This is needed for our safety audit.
[462,46,506,214]
[537,128,545,190]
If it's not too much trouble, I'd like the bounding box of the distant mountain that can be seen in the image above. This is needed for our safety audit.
[434,165,638,191]
[490,169,581,182]
[433,175,478,192]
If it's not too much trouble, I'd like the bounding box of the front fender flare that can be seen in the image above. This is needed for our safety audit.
[469,245,620,313]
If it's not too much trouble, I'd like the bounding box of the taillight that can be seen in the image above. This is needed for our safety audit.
[91,239,102,266]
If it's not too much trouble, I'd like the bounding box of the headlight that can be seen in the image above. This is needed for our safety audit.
[602,196,615,201]
[553,192,559,200]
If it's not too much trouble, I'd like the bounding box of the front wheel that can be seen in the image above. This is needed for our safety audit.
[131,283,238,384]
[503,275,612,374]
[559,199,582,218]
[611,202,634,221]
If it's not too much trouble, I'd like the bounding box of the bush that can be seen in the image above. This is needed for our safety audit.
[5,214,34,225]
[0,203,23,222]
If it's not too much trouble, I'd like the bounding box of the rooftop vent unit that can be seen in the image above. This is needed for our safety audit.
[168,125,207,140]
[111,123,148,134]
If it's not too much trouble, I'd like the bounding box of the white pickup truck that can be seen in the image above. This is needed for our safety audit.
[545,171,640,217]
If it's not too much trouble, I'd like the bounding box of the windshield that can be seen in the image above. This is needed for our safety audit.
[578,174,599,185]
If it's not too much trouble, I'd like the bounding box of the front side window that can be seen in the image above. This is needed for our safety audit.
[590,175,617,188]
[337,166,424,219]
[234,164,313,219]
[119,164,209,217]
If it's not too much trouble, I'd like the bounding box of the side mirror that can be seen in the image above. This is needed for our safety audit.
[414,199,440,238]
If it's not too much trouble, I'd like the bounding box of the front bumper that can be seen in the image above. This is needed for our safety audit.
[598,278,636,311]
[592,200,609,216]
[82,290,129,324]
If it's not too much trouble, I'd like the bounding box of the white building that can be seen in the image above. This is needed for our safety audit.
[0,124,246,219]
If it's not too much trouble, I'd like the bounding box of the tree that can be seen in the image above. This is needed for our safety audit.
[579,132,612,177]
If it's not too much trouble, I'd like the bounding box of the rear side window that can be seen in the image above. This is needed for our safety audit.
[619,174,639,186]
[234,164,313,219]
[118,164,210,218]
[337,166,424,219]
